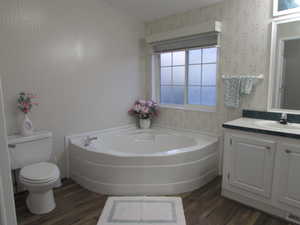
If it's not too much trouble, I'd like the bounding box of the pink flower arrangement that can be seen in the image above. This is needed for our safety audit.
[17,92,38,114]
[128,100,159,119]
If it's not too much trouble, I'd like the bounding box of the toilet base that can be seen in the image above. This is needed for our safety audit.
[26,189,56,214]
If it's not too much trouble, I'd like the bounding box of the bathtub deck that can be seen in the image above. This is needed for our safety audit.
[15,177,292,225]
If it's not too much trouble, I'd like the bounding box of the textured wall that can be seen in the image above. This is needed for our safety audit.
[146,0,272,134]
[0,0,145,176]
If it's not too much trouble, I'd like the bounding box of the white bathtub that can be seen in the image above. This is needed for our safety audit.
[68,126,219,195]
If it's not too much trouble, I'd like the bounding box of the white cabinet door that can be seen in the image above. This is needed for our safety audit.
[229,135,276,198]
[277,143,300,208]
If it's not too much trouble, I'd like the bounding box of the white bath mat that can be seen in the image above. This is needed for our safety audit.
[97,197,186,225]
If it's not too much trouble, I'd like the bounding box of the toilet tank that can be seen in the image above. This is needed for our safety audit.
[8,131,53,170]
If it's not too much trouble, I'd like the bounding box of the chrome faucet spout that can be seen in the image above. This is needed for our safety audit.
[279,113,288,125]
[84,136,98,147]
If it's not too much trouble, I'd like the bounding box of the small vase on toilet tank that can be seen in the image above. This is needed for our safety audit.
[21,114,34,136]
[139,118,151,129]
[17,92,38,136]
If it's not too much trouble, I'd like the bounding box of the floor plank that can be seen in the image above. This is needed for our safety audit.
[15,177,294,225]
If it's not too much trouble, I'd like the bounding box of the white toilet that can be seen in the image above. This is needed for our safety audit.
[8,131,60,214]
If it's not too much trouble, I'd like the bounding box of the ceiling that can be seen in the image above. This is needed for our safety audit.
[103,0,223,22]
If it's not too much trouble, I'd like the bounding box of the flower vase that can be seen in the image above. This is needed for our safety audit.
[139,118,151,129]
[21,114,34,136]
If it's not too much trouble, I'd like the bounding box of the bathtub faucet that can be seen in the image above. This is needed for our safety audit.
[84,136,98,147]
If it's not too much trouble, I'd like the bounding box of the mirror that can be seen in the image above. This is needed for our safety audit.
[274,0,300,16]
[269,18,300,111]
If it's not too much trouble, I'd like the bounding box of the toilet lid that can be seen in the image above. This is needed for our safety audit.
[20,162,59,183]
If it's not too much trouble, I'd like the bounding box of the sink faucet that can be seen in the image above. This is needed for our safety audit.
[279,113,288,125]
[84,136,98,147]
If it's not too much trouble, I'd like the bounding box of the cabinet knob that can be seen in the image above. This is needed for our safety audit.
[265,146,271,150]
[8,144,16,148]
[285,149,291,154]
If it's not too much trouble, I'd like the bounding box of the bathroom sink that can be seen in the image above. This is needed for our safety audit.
[254,120,300,132]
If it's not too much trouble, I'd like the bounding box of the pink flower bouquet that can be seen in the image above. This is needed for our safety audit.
[128,100,159,119]
[17,92,38,114]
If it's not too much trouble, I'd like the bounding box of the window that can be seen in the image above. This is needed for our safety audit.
[158,46,218,110]
[160,51,186,105]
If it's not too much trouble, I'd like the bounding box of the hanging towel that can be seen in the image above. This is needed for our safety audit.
[240,77,256,95]
[223,77,241,108]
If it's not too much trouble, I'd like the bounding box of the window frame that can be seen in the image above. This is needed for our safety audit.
[152,45,219,112]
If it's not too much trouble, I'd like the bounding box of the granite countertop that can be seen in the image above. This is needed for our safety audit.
[223,118,300,139]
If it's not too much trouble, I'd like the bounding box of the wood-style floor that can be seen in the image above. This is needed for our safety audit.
[15,177,294,225]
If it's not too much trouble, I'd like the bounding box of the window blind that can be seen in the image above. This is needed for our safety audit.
[151,32,218,53]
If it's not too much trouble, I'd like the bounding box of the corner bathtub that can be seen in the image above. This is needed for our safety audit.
[68,126,219,195]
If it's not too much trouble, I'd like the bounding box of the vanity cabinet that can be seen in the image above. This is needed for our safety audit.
[228,135,275,198]
[276,143,300,209]
[223,130,300,223]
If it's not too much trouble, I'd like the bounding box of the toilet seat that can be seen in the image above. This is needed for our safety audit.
[20,175,58,185]
[20,162,59,184]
